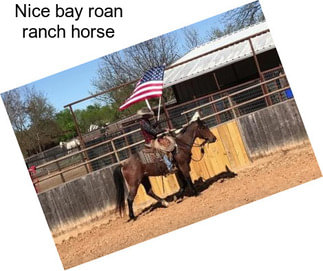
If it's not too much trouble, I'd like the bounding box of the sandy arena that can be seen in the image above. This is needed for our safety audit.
[54,143,321,269]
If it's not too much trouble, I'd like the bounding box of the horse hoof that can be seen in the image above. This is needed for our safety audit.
[176,198,184,203]
[128,216,137,222]
[190,190,200,197]
[161,200,169,207]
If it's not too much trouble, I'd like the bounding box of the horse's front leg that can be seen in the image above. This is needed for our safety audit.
[175,171,187,200]
[142,176,168,207]
[178,164,199,197]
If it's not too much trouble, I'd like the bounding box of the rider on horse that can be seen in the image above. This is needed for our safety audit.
[137,108,176,171]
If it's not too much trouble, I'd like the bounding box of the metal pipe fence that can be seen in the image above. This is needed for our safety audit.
[35,67,290,192]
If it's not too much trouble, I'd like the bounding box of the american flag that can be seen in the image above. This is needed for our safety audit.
[119,66,165,111]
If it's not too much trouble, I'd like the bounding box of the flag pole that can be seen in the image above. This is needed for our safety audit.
[157,96,162,121]
[145,99,152,111]
[158,63,166,122]
[145,99,158,123]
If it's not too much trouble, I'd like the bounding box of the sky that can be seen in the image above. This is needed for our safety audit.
[19,13,227,112]
[30,58,101,110]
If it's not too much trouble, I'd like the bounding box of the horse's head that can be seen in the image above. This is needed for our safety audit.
[195,118,217,143]
[190,113,217,144]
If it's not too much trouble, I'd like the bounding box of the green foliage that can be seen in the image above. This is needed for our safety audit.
[76,104,108,132]
[2,86,63,156]
[55,109,77,141]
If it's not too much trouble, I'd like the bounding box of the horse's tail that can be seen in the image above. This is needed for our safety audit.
[113,164,126,216]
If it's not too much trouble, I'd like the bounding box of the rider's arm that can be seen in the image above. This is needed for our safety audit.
[140,120,160,137]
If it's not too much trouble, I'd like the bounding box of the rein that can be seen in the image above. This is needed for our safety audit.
[176,137,208,162]
[191,141,207,162]
[191,147,205,162]
[177,139,207,148]
[174,121,212,162]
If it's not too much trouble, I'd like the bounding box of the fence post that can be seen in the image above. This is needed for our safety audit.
[68,105,92,173]
[248,38,272,107]
[162,97,173,129]
[209,95,221,124]
[228,96,238,119]
[122,128,132,157]
[55,155,66,183]
[111,140,120,163]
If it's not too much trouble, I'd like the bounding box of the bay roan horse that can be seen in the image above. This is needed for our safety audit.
[113,114,217,220]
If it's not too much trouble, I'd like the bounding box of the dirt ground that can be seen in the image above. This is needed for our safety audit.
[55,143,321,269]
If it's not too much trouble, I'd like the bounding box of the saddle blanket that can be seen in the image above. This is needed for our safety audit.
[138,148,163,164]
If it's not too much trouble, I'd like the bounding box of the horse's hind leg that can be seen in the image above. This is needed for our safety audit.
[126,181,140,221]
[127,198,135,220]
[142,176,168,207]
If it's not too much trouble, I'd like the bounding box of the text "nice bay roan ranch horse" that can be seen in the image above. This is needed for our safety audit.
[113,113,217,221]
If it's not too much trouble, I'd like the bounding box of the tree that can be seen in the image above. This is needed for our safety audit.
[209,1,265,40]
[224,1,264,29]
[1,88,27,132]
[2,88,35,156]
[208,23,237,40]
[55,109,77,141]
[24,87,61,153]
[76,104,110,132]
[182,27,202,51]
[2,86,62,156]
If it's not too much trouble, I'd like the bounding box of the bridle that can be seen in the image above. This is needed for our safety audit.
[176,137,209,148]
[174,121,214,162]
[176,137,210,162]
[191,139,209,162]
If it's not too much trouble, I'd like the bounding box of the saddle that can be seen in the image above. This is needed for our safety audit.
[138,136,176,166]
[138,147,163,164]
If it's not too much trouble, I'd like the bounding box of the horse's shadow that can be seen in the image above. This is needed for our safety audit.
[138,166,237,217]
[193,165,237,194]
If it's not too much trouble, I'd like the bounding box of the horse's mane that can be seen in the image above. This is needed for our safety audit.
[176,112,201,136]
[177,120,197,135]
[179,126,187,134]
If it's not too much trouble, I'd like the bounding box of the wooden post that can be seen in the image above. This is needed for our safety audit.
[55,155,66,183]
[111,140,120,163]
[213,71,221,91]
[68,105,92,173]
[227,96,238,119]
[211,72,223,124]
[184,113,189,124]
[122,128,132,157]
[162,96,173,129]
[248,38,272,106]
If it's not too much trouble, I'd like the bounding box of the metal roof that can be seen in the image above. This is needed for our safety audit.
[164,22,275,88]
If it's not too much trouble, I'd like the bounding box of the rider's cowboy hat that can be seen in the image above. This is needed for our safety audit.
[137,108,154,117]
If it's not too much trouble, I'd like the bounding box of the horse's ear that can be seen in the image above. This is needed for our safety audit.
[189,111,200,123]
[197,117,207,127]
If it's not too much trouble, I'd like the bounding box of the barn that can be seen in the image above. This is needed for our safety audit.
[161,21,289,128]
